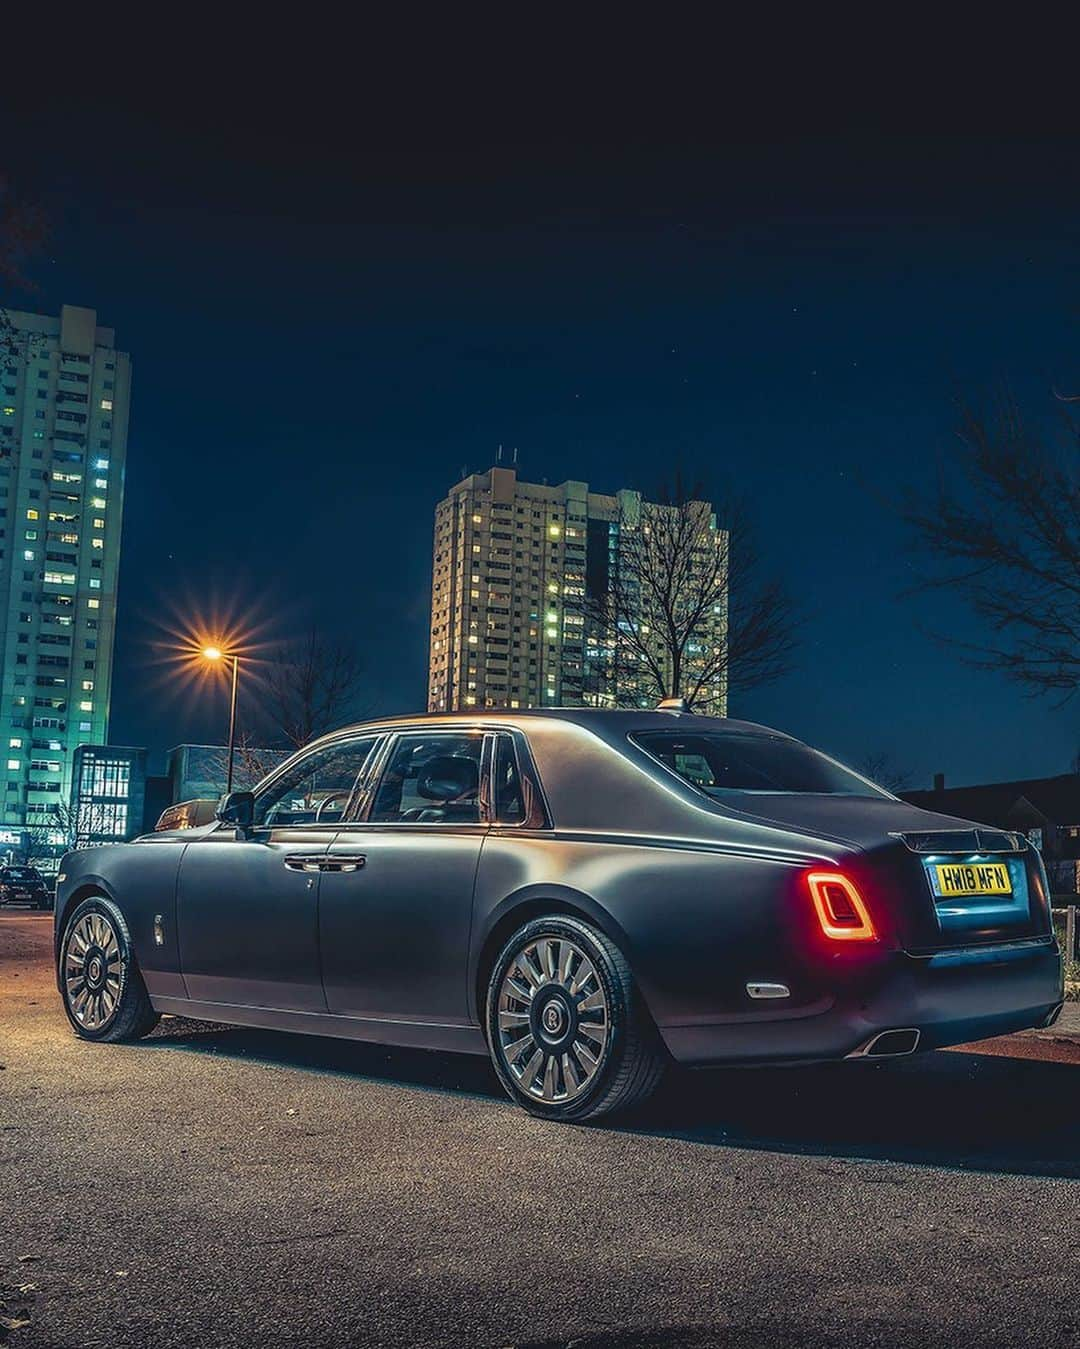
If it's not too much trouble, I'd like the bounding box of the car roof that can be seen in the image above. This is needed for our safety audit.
[311,707,795,743]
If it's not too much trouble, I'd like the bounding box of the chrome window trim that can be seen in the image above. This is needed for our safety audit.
[342,732,394,824]
[339,734,388,822]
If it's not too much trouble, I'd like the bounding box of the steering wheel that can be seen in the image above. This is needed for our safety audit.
[314,790,352,823]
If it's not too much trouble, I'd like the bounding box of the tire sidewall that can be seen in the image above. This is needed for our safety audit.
[486,915,630,1121]
[59,894,135,1041]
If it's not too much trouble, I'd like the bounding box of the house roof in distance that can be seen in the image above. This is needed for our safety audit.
[902,774,1080,828]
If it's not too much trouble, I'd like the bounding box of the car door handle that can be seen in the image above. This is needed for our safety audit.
[283,854,329,873]
[322,855,366,873]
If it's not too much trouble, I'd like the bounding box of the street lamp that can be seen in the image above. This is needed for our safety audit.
[202,645,240,793]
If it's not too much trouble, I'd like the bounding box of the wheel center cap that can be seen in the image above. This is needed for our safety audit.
[86,953,104,988]
[543,1002,565,1035]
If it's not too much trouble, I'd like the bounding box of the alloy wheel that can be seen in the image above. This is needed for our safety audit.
[496,935,610,1103]
[64,911,123,1031]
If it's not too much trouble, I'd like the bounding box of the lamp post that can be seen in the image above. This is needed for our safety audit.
[202,645,240,793]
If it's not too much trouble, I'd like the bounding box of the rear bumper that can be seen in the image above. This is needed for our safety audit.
[658,938,1064,1066]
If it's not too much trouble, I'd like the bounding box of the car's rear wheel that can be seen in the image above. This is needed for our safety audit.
[59,896,159,1042]
[486,915,665,1122]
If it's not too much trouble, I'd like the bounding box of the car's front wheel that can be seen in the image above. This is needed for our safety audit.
[486,915,665,1122]
[59,896,159,1042]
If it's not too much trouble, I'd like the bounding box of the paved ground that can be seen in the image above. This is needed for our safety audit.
[2,912,1079,1349]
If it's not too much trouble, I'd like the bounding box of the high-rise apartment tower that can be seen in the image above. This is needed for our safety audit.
[0,304,129,853]
[428,465,727,714]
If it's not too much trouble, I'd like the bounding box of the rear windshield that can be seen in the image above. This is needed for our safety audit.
[2,867,40,880]
[632,731,889,798]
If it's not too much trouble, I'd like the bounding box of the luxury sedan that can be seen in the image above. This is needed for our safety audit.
[53,708,1064,1121]
[1,864,51,909]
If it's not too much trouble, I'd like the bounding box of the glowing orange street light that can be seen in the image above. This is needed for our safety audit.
[201,644,240,793]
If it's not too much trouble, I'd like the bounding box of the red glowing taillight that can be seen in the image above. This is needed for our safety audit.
[806,871,877,941]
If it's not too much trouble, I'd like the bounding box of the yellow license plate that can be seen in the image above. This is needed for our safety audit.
[934,862,1011,897]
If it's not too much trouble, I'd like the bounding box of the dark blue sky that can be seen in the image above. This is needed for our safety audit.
[3,49,1077,788]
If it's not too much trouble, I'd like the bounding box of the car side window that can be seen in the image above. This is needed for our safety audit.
[493,734,525,823]
[253,737,379,828]
[369,732,484,825]
[492,732,549,828]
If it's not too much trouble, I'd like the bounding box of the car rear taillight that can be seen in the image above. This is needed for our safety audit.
[806,871,877,941]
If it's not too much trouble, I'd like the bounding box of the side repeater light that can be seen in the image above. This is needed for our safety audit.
[806,871,877,941]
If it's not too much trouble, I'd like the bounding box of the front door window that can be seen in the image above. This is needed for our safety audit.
[253,738,379,828]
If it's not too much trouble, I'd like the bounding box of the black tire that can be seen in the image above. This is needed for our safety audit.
[486,915,666,1122]
[58,895,160,1043]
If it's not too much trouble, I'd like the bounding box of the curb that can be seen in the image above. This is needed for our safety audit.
[1017,999,1080,1044]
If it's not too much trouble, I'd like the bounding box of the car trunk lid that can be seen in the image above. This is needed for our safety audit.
[721,795,1053,951]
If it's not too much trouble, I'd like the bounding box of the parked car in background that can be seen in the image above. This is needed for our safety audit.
[54,708,1064,1122]
[1,864,52,910]
[154,799,219,832]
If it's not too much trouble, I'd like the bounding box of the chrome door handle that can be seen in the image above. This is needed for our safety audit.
[283,854,327,873]
[323,855,366,873]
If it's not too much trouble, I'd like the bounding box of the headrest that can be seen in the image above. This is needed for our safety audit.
[417,755,478,801]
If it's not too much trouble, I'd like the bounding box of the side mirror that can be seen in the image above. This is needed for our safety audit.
[216,790,254,831]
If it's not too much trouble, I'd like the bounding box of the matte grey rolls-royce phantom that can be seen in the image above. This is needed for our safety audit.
[54,709,1064,1121]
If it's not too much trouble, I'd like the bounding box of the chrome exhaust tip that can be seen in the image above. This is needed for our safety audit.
[846,1028,921,1059]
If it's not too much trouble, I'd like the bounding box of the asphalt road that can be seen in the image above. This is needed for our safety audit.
[3,912,1079,1349]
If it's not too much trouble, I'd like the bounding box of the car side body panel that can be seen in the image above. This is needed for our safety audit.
[54,836,190,1001]
[470,831,836,1027]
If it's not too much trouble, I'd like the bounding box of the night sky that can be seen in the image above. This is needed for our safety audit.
[2,33,1076,787]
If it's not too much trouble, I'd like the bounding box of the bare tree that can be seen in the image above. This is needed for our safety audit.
[258,626,368,749]
[24,797,117,859]
[581,475,799,713]
[205,734,291,795]
[857,751,913,794]
[18,813,63,870]
[899,395,1079,701]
